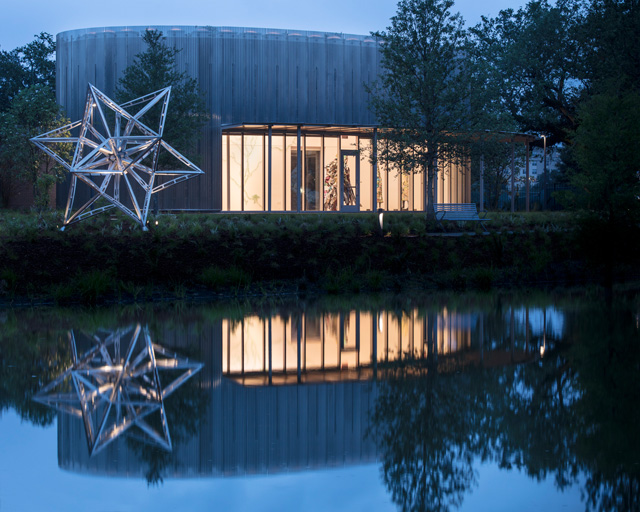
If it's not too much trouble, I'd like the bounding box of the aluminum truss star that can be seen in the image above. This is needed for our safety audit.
[30,84,204,230]
[33,324,203,456]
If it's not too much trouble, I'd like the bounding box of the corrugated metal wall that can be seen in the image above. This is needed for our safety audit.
[56,26,382,211]
[58,382,379,477]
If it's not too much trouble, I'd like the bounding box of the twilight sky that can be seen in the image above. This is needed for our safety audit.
[1,0,526,52]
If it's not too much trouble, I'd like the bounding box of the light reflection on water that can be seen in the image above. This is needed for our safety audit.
[1,289,638,511]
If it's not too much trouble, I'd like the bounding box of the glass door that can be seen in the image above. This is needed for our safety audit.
[339,150,359,212]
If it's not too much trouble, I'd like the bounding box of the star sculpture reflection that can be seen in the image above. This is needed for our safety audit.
[30,84,203,230]
[34,324,203,456]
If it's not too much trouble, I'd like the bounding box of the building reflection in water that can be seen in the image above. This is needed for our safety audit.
[222,307,546,386]
[52,305,557,480]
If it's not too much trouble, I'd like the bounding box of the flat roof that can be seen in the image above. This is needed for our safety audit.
[222,124,539,143]
[58,26,379,45]
[221,123,378,137]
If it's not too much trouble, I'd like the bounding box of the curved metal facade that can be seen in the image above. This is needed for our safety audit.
[56,26,382,210]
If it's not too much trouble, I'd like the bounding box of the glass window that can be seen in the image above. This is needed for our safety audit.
[402,172,412,210]
[229,135,242,211]
[222,134,228,210]
[340,135,357,150]
[271,135,285,211]
[286,135,298,211]
[323,137,339,211]
[359,138,373,211]
[243,135,264,211]
[387,161,401,211]
[377,162,387,211]
[413,170,423,211]
[303,136,322,211]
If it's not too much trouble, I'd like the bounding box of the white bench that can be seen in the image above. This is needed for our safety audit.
[434,203,489,233]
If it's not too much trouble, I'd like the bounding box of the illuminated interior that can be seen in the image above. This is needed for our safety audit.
[221,124,471,212]
[222,309,476,385]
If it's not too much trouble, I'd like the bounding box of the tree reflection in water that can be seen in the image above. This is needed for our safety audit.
[1,292,639,502]
[369,340,485,512]
[369,297,640,512]
[567,301,640,511]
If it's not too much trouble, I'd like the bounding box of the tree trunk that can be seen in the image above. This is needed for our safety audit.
[425,152,437,219]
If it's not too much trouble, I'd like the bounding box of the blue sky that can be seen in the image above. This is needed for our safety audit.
[1,0,526,51]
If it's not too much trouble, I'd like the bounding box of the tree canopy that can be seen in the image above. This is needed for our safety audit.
[371,0,639,219]
[468,0,586,147]
[0,33,56,114]
[0,33,68,210]
[116,29,208,163]
[368,0,474,214]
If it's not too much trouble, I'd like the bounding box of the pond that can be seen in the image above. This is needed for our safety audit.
[1,288,638,511]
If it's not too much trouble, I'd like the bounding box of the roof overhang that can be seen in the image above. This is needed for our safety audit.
[221,124,541,145]
[221,123,378,137]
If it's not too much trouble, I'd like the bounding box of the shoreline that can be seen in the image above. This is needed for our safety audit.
[1,211,637,307]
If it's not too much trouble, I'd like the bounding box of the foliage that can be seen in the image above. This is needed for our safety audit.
[468,0,640,224]
[0,210,606,303]
[0,32,56,113]
[568,91,640,225]
[370,293,640,512]
[581,0,640,96]
[367,0,475,215]
[468,0,586,146]
[2,288,639,503]
[0,313,72,425]
[561,0,640,224]
[0,86,70,210]
[115,29,208,163]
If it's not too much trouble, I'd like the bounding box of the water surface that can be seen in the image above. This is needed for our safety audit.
[1,289,638,511]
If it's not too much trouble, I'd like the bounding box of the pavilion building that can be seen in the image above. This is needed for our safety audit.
[55,25,471,213]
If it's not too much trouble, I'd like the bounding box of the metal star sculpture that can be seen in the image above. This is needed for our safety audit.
[30,84,204,230]
[33,324,203,456]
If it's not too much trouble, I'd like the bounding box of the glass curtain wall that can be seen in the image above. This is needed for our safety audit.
[221,126,471,212]
[222,128,377,212]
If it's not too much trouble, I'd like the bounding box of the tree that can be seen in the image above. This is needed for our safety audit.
[116,29,208,163]
[368,0,474,216]
[568,91,640,225]
[469,137,526,210]
[581,0,640,96]
[0,33,63,210]
[469,0,586,147]
[0,85,70,210]
[0,33,56,113]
